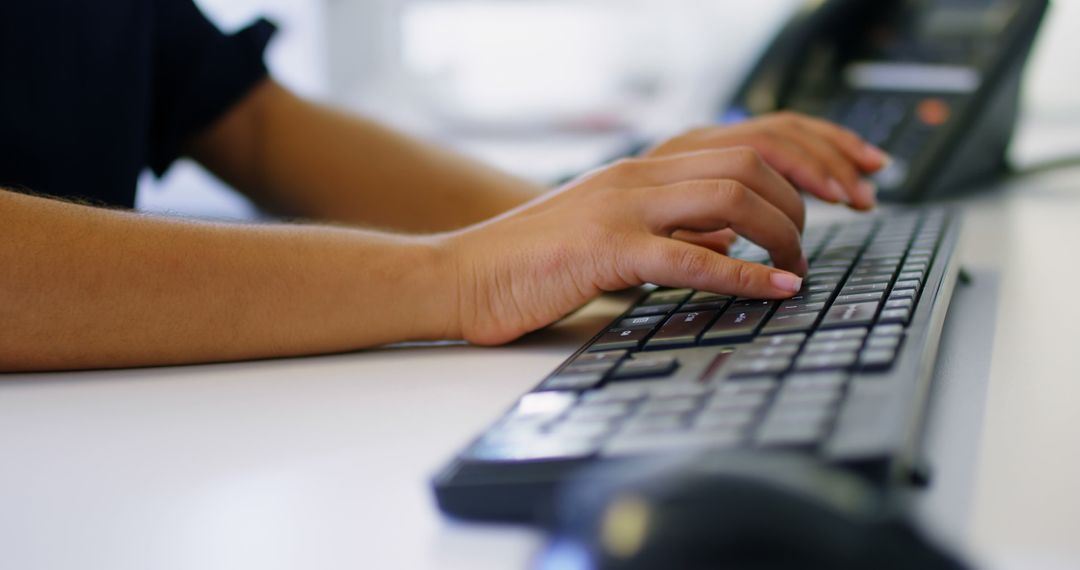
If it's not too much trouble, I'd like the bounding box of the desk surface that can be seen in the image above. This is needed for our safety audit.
[2,166,1079,570]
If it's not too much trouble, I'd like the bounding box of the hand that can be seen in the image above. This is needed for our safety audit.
[437,147,807,345]
[645,112,889,210]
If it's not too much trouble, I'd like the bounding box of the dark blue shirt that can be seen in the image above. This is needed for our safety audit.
[0,0,274,207]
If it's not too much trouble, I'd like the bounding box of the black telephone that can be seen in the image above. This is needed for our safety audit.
[725,0,1049,201]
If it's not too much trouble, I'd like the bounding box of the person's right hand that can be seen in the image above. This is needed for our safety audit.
[434,147,808,346]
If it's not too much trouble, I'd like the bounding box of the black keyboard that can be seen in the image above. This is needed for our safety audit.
[433,208,962,522]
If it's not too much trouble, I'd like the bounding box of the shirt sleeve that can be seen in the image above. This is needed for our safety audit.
[147,0,277,176]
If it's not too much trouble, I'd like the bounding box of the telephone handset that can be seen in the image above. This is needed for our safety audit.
[725,0,1049,202]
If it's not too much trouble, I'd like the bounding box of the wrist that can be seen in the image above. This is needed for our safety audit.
[397,233,463,341]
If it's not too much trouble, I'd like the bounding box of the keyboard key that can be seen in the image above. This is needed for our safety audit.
[644,310,718,349]
[738,344,800,359]
[616,315,666,329]
[804,338,863,354]
[794,351,857,371]
[511,392,578,418]
[620,413,687,434]
[865,335,901,350]
[610,356,679,380]
[784,291,833,304]
[572,350,627,365]
[753,332,807,346]
[702,306,770,343]
[704,392,769,410]
[638,398,700,415]
[562,361,617,375]
[884,298,913,311]
[845,274,894,285]
[694,410,756,430]
[870,324,903,336]
[860,348,898,370]
[645,383,713,399]
[878,308,911,325]
[785,372,848,391]
[540,372,605,391]
[777,300,826,314]
[821,302,880,329]
[839,282,888,294]
[602,430,743,457]
[590,328,650,351]
[893,280,921,293]
[580,388,647,404]
[833,291,885,305]
[810,328,867,342]
[564,402,632,422]
[642,289,693,306]
[731,299,775,309]
[688,291,732,303]
[888,289,916,301]
[727,357,791,377]
[628,304,678,317]
[715,378,778,395]
[759,311,820,335]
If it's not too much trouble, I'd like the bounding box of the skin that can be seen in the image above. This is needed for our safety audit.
[0,79,885,371]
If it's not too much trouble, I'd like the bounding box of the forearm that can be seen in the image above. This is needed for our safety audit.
[0,190,452,371]
[189,80,543,232]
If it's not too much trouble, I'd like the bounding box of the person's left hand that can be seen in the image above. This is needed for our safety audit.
[645,112,889,211]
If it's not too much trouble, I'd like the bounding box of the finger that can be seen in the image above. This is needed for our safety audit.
[609,148,805,233]
[635,238,803,298]
[730,131,850,205]
[781,125,870,208]
[671,228,738,254]
[637,179,806,275]
[790,114,889,172]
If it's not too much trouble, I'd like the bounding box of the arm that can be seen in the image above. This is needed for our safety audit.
[1,146,807,372]
[186,79,543,232]
[0,189,451,371]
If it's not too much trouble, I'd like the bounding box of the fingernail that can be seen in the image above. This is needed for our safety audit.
[863,143,890,166]
[858,179,878,207]
[826,178,850,204]
[770,271,803,294]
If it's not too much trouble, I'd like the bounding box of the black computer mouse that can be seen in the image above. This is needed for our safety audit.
[536,452,967,570]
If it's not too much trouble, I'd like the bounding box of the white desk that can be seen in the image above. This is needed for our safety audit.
[2,166,1080,570]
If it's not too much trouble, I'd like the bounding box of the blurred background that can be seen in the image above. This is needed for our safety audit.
[136,0,1080,219]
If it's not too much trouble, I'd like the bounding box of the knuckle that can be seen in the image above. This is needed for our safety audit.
[675,247,712,277]
[714,179,750,208]
[728,261,759,291]
[728,146,764,171]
